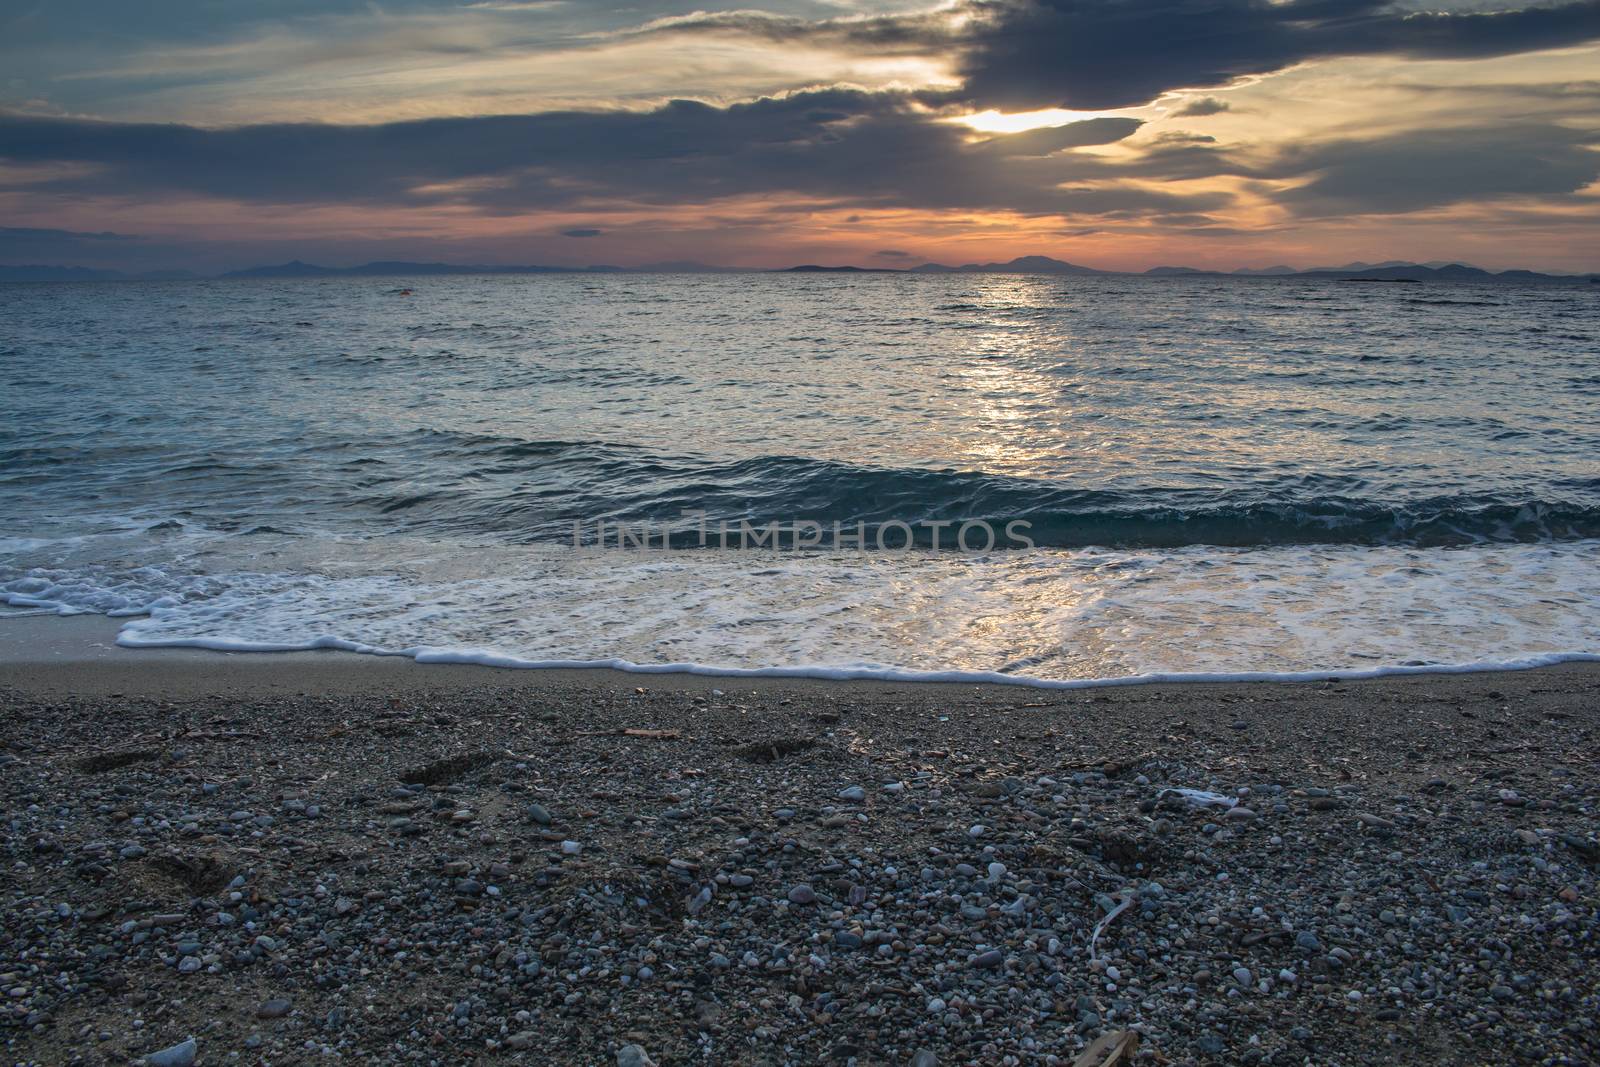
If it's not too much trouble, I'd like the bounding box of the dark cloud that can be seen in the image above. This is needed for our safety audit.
[561,227,603,237]
[0,226,141,243]
[1173,97,1231,117]
[1271,123,1600,215]
[632,9,949,53]
[954,0,1600,109]
[0,91,1224,219]
[652,0,1600,111]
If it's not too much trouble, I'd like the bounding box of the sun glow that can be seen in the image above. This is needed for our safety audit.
[952,108,1130,133]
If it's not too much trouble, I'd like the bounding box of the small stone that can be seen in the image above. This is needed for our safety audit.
[144,1039,197,1067]
[560,840,582,855]
[967,824,986,838]
[528,803,553,825]
[911,1049,939,1066]
[1233,966,1253,986]
[257,999,292,1019]
[176,956,201,974]
[971,949,1004,969]
[687,885,714,916]
[837,785,866,802]
[1224,806,1257,822]
[616,1044,657,1067]
[787,884,817,905]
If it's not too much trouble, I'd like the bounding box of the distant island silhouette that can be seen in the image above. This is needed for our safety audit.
[3,255,1597,284]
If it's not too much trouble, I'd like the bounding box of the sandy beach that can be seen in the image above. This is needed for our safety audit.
[0,617,1595,1065]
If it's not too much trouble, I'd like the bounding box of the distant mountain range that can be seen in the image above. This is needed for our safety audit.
[4,255,1597,284]
[920,256,1598,283]
[907,254,1105,276]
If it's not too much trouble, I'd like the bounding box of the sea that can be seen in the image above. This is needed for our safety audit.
[3,272,1598,686]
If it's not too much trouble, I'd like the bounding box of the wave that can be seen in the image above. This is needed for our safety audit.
[354,430,1600,548]
[6,422,1599,548]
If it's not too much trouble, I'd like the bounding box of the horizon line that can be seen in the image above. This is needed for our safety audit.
[6,253,1600,281]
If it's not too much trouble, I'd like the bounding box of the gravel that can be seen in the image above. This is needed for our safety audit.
[1,660,1597,1065]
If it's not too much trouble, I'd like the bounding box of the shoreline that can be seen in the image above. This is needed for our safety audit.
[2,614,1597,1064]
[4,614,1599,702]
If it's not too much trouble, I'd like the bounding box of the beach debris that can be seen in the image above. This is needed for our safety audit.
[577,728,682,740]
[76,749,159,773]
[400,750,500,785]
[1072,1030,1139,1067]
[1089,890,1136,962]
[1158,787,1236,809]
[734,736,817,763]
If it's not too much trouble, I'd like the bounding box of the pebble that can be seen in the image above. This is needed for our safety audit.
[787,884,817,905]
[838,785,866,802]
[143,1038,197,1067]
[257,999,292,1019]
[616,1044,657,1067]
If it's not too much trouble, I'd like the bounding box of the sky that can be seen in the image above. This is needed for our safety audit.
[2,0,1598,272]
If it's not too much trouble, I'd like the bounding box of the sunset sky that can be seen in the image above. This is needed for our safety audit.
[2,0,1598,272]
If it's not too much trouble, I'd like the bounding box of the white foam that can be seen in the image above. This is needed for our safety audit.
[7,536,1600,688]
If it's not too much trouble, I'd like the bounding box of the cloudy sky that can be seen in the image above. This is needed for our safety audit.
[2,0,1598,271]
